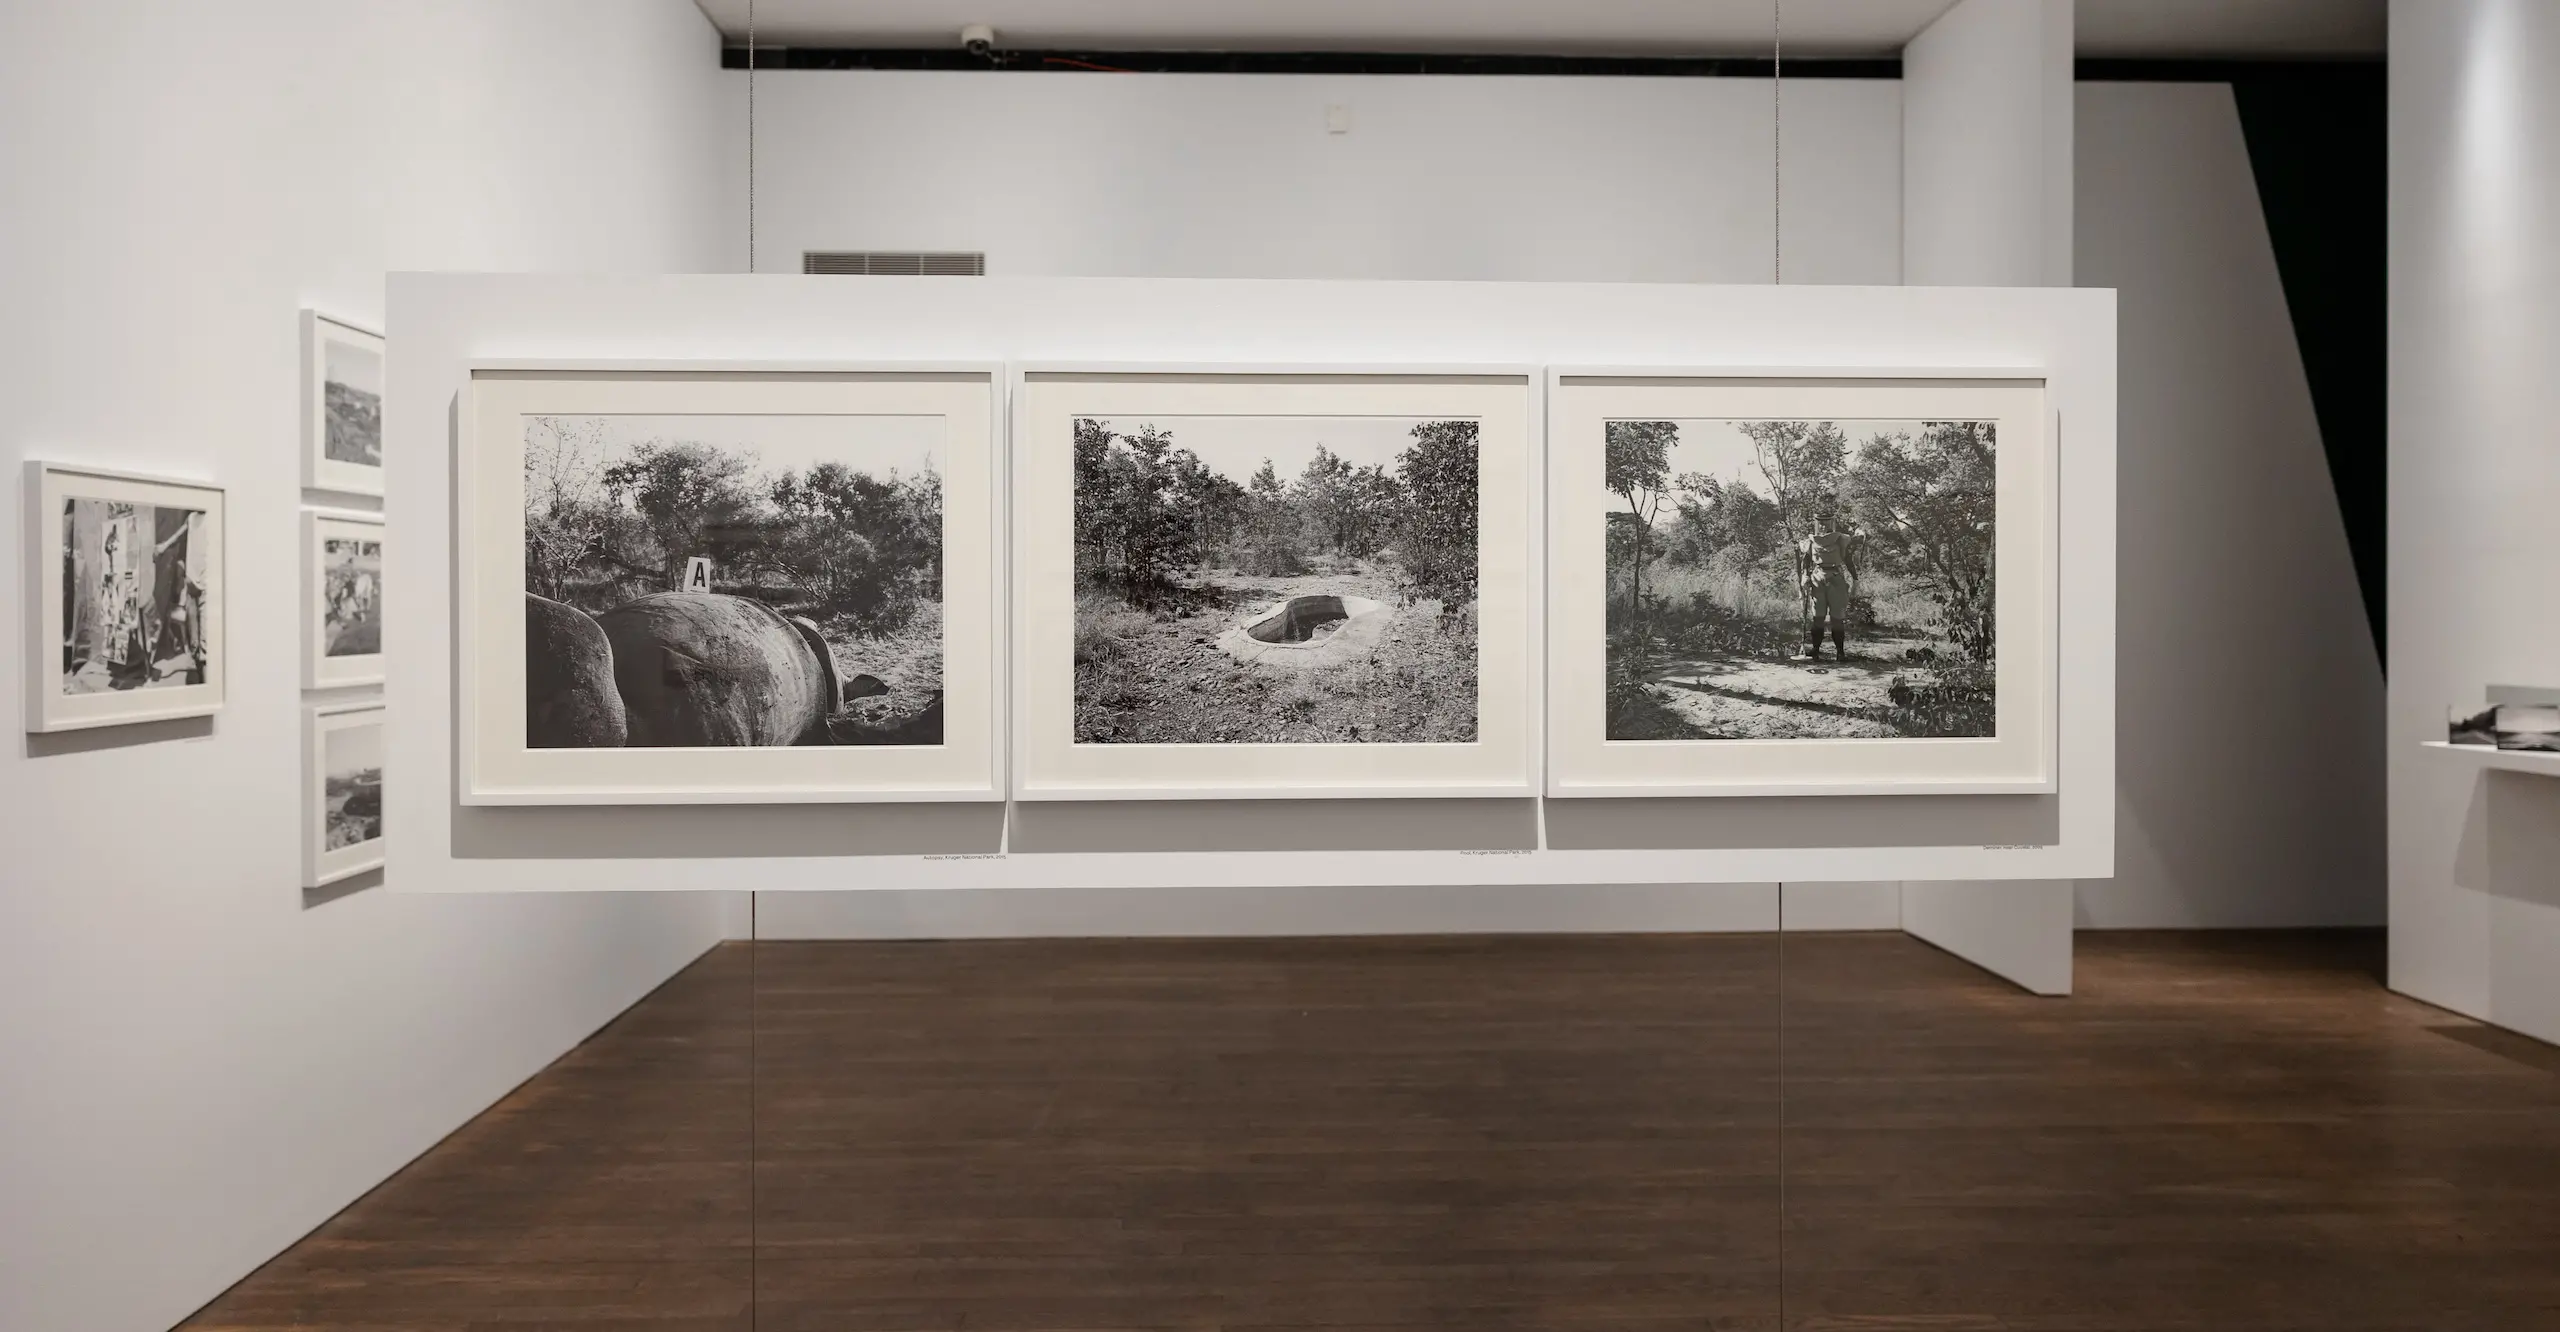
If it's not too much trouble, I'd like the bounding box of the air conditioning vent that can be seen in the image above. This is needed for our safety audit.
[802,251,986,276]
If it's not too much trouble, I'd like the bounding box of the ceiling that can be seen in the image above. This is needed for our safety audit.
[690,0,2386,59]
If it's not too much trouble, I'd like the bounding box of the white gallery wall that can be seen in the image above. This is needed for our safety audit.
[746,69,1904,283]
[0,4,739,1331]
[2075,81,2385,928]
[2388,0,2560,1043]
[740,63,2379,938]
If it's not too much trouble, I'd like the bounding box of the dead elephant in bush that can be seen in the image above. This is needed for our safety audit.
[525,592,628,748]
[597,591,851,747]
[525,591,940,748]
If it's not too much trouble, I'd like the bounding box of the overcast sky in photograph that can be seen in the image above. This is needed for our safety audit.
[1638,417,1949,504]
[325,719,382,779]
[1082,415,1463,487]
[528,413,942,482]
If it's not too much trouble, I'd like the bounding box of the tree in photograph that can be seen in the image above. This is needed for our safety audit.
[768,460,942,625]
[1666,471,1784,566]
[1072,417,1119,581]
[1239,458,1306,576]
[600,441,765,589]
[1168,449,1248,565]
[1849,421,1996,662]
[524,415,644,603]
[1737,420,1850,548]
[1296,444,1357,555]
[1603,420,1677,670]
[1291,445,1404,560]
[1391,420,1479,608]
[1077,423,1209,596]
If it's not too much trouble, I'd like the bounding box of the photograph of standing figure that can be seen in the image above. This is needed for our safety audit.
[323,534,381,657]
[1602,417,1996,742]
[61,497,208,694]
[303,511,385,688]
[1070,415,1479,745]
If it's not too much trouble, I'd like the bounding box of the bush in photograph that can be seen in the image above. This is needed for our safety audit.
[522,418,942,635]
[1849,421,1996,664]
[1391,420,1478,608]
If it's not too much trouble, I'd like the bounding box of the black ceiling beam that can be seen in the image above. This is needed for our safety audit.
[719,47,1902,77]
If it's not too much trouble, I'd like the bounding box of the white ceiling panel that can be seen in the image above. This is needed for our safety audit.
[694,0,1960,58]
[693,0,2386,60]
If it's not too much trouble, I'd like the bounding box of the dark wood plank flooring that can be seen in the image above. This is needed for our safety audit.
[179,931,2559,1331]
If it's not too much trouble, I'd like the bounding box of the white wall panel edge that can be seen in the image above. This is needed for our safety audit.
[754,881,1782,939]
[1904,877,2074,994]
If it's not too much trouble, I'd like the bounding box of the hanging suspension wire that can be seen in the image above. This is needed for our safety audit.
[747,0,759,273]
[1772,0,1783,284]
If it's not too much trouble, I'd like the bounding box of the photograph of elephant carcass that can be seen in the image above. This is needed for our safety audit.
[1601,417,1996,742]
[521,412,945,748]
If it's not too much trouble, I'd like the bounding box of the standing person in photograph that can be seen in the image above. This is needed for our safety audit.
[1796,500,1860,663]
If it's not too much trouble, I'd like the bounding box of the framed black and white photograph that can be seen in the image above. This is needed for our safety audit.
[1014,367,1537,799]
[24,461,226,733]
[305,701,385,887]
[459,365,1000,804]
[303,510,383,688]
[1546,372,2055,796]
[303,311,385,497]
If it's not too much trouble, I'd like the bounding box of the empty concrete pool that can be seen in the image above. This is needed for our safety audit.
[1219,593,1392,668]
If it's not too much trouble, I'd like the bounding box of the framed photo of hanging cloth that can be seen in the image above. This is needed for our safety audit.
[1545,370,2056,797]
[25,461,226,733]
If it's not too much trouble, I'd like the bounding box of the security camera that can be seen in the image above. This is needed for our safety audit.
[960,23,997,59]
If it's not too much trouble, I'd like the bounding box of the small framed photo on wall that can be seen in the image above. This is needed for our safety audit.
[24,461,226,733]
[303,509,384,688]
[303,311,385,497]
[305,701,385,887]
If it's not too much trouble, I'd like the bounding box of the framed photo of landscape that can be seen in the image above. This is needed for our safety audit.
[305,700,385,887]
[25,461,225,733]
[1546,370,2056,797]
[303,311,385,497]
[458,364,1000,804]
[1013,365,1537,800]
[303,509,383,688]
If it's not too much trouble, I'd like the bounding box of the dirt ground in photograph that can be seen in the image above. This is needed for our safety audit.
[1076,563,1476,744]
[1627,631,1943,740]
[821,601,943,727]
[1610,570,1987,741]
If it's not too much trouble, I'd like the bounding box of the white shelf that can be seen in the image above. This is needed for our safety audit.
[2422,740,2560,775]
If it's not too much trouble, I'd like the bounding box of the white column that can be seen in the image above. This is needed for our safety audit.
[1889,0,2078,991]
[1901,0,2075,286]
[2388,0,2560,1044]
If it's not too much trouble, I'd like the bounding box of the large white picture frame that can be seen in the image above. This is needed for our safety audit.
[302,508,384,689]
[303,311,386,497]
[305,700,386,887]
[459,364,1002,804]
[1547,370,2057,796]
[24,461,226,733]
[1014,365,1538,800]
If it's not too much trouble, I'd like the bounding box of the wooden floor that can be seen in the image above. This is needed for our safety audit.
[181,931,2560,1331]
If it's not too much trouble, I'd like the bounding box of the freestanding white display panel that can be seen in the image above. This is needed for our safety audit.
[385,275,2115,902]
